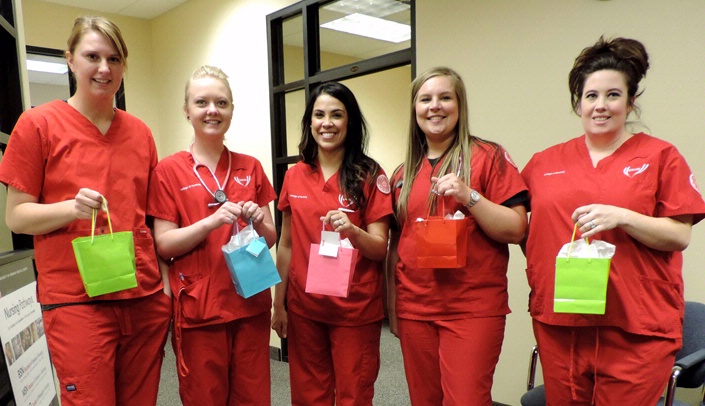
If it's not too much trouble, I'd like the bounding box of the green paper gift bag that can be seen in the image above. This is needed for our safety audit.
[72,199,138,297]
[554,225,614,315]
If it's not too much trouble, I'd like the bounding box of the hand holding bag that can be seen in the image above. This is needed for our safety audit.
[306,221,359,297]
[71,198,138,297]
[554,224,615,314]
[222,218,281,298]
[414,193,469,269]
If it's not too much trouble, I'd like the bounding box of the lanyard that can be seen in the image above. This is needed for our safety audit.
[190,144,232,207]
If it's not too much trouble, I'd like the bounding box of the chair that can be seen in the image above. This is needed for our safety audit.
[520,301,705,406]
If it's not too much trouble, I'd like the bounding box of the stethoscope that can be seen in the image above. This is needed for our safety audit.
[190,144,232,207]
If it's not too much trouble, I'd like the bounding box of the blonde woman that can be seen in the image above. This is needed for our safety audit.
[150,65,276,405]
[0,16,171,405]
[387,67,528,405]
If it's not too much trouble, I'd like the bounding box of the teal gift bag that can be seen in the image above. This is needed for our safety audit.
[222,219,281,298]
[554,225,613,315]
[71,199,138,297]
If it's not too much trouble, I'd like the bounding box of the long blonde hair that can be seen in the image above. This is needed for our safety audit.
[395,67,505,221]
[395,67,473,220]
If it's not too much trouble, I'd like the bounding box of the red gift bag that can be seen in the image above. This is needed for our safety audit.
[306,241,359,298]
[414,195,468,269]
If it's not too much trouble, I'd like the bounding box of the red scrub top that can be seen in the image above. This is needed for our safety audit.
[393,142,528,320]
[522,133,705,338]
[0,100,162,304]
[149,150,276,327]
[278,161,393,326]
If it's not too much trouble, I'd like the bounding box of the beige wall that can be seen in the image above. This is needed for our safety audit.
[17,0,705,404]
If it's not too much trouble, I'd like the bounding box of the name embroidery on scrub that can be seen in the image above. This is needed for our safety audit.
[290,194,308,199]
[542,171,566,177]
[622,164,649,177]
[180,183,201,192]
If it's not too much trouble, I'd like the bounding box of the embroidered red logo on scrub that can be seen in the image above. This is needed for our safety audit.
[234,176,251,187]
[338,194,352,207]
[622,164,649,177]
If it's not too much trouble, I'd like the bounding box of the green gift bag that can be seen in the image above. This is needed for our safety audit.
[71,199,138,297]
[554,225,612,315]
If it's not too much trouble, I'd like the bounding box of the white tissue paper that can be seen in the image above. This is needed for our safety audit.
[416,210,466,221]
[557,238,616,259]
[223,224,259,254]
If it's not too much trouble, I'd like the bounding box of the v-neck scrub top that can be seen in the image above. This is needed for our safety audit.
[0,100,163,304]
[392,142,528,320]
[149,150,277,327]
[277,161,393,326]
[522,133,705,338]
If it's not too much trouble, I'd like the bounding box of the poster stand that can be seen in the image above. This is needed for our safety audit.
[0,250,59,406]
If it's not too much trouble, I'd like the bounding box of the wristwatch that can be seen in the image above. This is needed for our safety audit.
[465,189,481,208]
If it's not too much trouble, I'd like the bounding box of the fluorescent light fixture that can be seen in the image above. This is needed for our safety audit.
[26,60,69,74]
[323,0,409,18]
[321,13,410,43]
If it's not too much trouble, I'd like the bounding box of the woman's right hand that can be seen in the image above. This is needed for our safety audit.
[73,188,104,220]
[271,306,288,338]
[207,201,242,230]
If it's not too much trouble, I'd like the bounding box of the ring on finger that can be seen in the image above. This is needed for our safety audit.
[588,221,596,229]
[337,219,344,226]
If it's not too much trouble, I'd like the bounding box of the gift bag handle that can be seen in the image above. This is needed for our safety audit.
[90,197,114,244]
[231,217,256,245]
[566,223,591,262]
[427,155,463,218]
[318,218,342,246]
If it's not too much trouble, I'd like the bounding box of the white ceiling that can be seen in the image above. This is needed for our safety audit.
[37,0,187,20]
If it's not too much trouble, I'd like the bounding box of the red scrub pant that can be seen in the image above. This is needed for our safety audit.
[287,311,382,406]
[533,320,681,406]
[42,291,172,406]
[174,311,271,406]
[397,316,505,406]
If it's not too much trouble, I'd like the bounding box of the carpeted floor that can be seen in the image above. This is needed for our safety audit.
[156,321,411,405]
[156,322,512,405]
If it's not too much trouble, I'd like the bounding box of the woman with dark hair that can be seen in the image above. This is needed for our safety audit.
[387,66,528,405]
[271,82,392,405]
[522,36,705,404]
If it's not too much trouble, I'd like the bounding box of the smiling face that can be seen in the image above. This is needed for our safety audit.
[184,77,234,139]
[578,69,633,139]
[311,93,348,155]
[415,75,459,145]
[66,30,124,102]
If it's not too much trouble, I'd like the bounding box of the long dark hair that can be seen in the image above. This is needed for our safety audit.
[299,82,380,208]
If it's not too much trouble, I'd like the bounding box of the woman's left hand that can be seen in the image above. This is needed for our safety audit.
[431,174,470,204]
[322,210,355,234]
[239,201,264,225]
[572,204,625,238]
